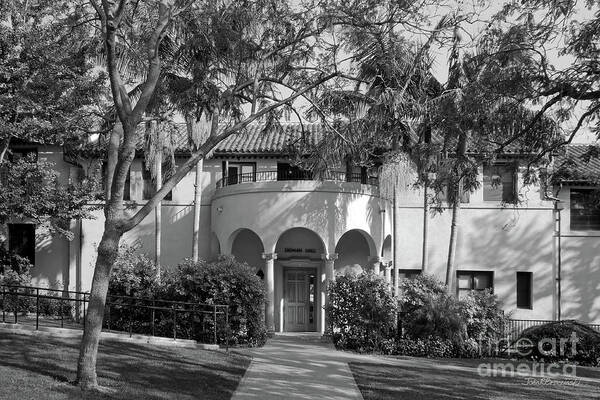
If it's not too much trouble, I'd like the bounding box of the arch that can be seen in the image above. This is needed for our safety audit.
[274,227,325,258]
[382,234,392,262]
[334,229,376,274]
[229,228,264,271]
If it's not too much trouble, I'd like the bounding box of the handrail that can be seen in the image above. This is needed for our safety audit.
[0,284,231,348]
[216,169,379,188]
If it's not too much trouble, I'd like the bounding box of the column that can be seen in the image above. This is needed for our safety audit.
[368,256,382,275]
[383,262,391,285]
[321,253,337,334]
[262,252,277,332]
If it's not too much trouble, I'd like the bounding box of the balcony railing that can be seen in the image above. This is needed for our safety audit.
[216,170,379,188]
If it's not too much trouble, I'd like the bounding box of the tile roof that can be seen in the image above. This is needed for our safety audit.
[213,123,322,154]
[552,144,600,182]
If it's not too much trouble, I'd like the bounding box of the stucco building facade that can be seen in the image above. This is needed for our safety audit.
[3,126,600,332]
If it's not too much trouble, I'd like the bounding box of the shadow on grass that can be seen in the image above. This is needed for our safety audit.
[349,361,600,400]
[0,333,249,400]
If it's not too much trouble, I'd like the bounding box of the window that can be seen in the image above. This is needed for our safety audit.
[570,189,600,230]
[457,270,493,299]
[436,185,470,204]
[398,269,422,280]
[516,272,533,309]
[8,224,35,266]
[483,164,516,202]
[224,162,256,185]
[142,162,172,201]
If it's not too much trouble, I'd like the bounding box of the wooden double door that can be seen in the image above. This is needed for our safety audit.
[284,268,317,332]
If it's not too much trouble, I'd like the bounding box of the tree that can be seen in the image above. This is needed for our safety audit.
[73,0,395,390]
[0,156,98,240]
[0,0,107,163]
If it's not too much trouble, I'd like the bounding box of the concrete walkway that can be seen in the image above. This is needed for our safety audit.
[231,333,363,400]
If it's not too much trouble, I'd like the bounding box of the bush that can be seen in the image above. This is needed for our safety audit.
[395,337,459,358]
[326,272,397,352]
[162,256,267,346]
[398,274,466,344]
[0,248,34,314]
[109,243,160,297]
[517,320,600,366]
[462,289,509,353]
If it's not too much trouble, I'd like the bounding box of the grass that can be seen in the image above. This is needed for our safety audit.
[349,357,600,400]
[0,332,250,400]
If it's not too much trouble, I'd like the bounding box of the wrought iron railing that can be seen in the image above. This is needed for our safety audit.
[505,319,600,344]
[0,285,230,348]
[216,169,379,188]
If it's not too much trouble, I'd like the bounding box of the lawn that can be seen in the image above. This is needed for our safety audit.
[350,358,600,400]
[0,332,250,400]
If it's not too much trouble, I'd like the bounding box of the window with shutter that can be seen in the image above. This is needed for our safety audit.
[570,189,600,230]
[8,223,35,266]
[483,164,516,202]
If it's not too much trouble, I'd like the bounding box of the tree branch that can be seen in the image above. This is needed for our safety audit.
[122,72,340,231]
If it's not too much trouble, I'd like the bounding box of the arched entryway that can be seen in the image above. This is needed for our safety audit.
[230,228,264,273]
[334,229,376,275]
[274,228,326,333]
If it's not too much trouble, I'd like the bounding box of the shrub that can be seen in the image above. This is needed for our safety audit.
[517,320,600,366]
[109,243,160,297]
[0,248,34,314]
[462,289,509,353]
[395,337,459,358]
[326,272,397,352]
[163,256,267,346]
[398,274,466,344]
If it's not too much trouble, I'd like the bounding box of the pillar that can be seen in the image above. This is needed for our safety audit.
[383,262,391,285]
[368,256,382,275]
[262,252,277,331]
[321,253,337,334]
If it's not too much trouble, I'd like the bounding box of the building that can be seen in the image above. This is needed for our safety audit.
[2,125,599,332]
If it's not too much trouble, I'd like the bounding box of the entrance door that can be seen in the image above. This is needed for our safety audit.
[284,268,317,332]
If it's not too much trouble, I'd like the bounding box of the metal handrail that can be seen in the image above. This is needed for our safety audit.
[216,169,379,188]
[0,284,231,349]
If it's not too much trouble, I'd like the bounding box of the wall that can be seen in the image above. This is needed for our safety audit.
[556,185,600,323]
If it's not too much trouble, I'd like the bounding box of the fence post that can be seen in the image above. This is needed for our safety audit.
[13,288,17,324]
[60,297,64,328]
[151,300,155,337]
[129,301,133,338]
[172,305,176,340]
[107,301,111,331]
[83,295,86,330]
[35,288,39,330]
[2,286,5,323]
[213,305,217,345]
[225,306,229,352]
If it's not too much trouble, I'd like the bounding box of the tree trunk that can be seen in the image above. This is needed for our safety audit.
[155,152,162,274]
[445,189,460,287]
[76,226,122,390]
[421,182,429,272]
[392,191,400,296]
[192,159,203,261]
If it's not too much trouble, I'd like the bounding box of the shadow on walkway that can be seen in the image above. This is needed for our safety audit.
[232,333,363,400]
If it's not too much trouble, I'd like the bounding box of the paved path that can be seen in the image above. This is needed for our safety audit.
[231,333,363,400]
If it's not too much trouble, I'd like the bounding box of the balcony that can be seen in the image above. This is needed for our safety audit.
[215,170,379,189]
